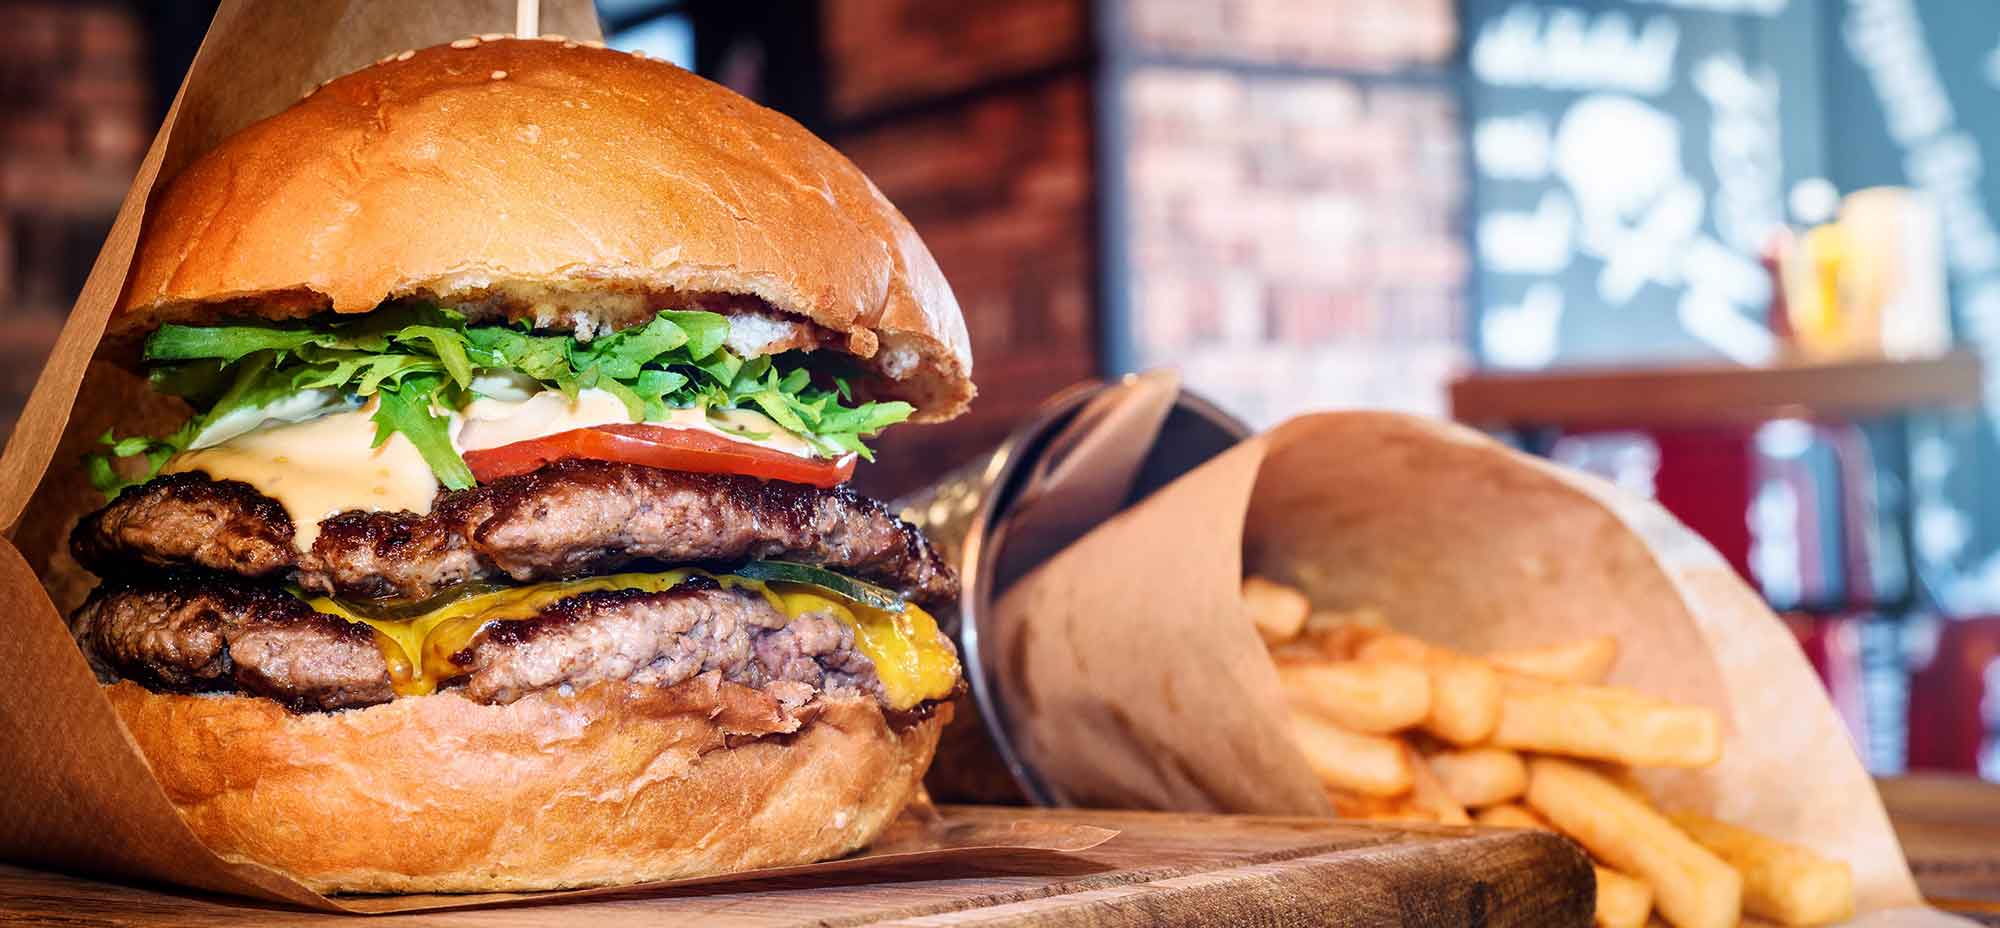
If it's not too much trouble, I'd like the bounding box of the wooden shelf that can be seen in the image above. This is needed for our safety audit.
[1450,351,1985,429]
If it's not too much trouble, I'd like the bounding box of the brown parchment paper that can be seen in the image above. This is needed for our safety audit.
[997,410,1947,924]
[994,435,1333,815]
[0,0,1111,913]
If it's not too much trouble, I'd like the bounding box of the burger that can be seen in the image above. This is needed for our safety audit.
[64,36,970,893]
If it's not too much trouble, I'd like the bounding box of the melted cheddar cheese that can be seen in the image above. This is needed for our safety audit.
[303,570,959,710]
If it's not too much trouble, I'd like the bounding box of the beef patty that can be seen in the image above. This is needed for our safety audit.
[73,459,956,604]
[71,574,891,713]
[70,577,393,712]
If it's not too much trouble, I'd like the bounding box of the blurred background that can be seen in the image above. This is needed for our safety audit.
[3,0,1999,779]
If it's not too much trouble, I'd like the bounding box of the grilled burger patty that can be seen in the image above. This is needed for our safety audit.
[71,576,391,711]
[73,459,956,605]
[70,573,891,712]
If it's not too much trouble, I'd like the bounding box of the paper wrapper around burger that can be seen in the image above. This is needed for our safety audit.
[0,0,1110,912]
[993,410,1942,921]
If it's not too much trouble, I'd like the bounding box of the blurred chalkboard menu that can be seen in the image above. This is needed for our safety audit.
[1463,0,2000,613]
[1463,0,1826,371]
[1819,0,2000,613]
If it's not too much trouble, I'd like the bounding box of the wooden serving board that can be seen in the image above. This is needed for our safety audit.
[0,806,1591,927]
[1881,775,2000,923]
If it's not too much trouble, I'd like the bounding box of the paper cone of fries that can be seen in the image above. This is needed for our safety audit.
[992,410,1951,924]
[897,372,1258,806]
[0,0,1108,911]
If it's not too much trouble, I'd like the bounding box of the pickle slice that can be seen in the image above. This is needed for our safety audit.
[729,560,907,612]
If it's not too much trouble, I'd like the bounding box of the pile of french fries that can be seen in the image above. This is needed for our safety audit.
[1244,576,1857,928]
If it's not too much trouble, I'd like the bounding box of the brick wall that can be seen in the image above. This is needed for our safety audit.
[0,1,149,444]
[0,1,1470,485]
[1123,0,1455,70]
[823,1,1099,501]
[820,0,1088,121]
[1111,0,1468,425]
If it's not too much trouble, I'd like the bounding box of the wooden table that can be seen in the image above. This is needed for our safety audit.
[0,807,1591,926]
[2,780,1992,925]
[1882,775,2000,923]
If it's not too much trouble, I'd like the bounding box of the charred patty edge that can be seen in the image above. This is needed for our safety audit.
[68,571,929,715]
[71,472,296,578]
[69,573,393,712]
[72,460,957,605]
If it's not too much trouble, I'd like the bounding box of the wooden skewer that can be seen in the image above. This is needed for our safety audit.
[516,0,539,39]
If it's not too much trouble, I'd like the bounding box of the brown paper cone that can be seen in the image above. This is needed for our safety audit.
[899,378,1253,806]
[995,436,1333,815]
[0,0,1110,911]
[997,410,1937,920]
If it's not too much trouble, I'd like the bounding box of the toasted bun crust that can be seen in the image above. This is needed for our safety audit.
[104,678,946,893]
[117,38,971,421]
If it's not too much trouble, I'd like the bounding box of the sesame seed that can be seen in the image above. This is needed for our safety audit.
[491,70,508,80]
[629,49,647,59]
[561,41,578,49]
[451,37,479,49]
[539,33,565,42]
[394,49,415,61]
[478,32,505,41]
[580,39,606,49]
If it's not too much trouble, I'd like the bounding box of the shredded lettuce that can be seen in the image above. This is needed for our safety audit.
[370,373,476,490]
[86,306,912,497]
[87,424,197,498]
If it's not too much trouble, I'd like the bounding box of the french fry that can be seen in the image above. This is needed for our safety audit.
[1491,675,1722,768]
[1593,763,1650,802]
[1473,802,1551,831]
[1354,630,1429,663]
[1243,576,1310,644]
[1357,633,1500,745]
[1289,711,1413,797]
[1592,866,1654,928]
[1297,613,1386,660]
[1306,606,1387,629]
[1527,757,1741,928]
[1421,656,1501,746]
[1278,660,1430,734]
[1468,802,1652,928]
[1486,636,1619,684]
[1325,787,1436,824]
[1426,746,1527,808]
[1403,742,1471,825]
[1267,639,1330,665]
[1669,811,1855,926]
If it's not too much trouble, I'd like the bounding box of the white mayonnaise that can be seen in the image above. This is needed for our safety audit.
[456,388,632,450]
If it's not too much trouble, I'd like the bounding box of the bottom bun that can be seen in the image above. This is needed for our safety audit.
[104,677,946,893]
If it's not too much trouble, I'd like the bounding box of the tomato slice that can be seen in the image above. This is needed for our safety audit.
[463,424,856,487]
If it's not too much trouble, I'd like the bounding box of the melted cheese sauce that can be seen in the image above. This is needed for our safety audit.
[305,570,960,710]
[701,407,823,458]
[164,401,437,550]
[162,388,828,550]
